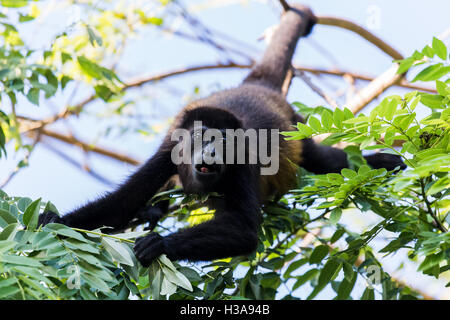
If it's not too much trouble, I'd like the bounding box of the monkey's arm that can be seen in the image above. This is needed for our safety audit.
[39,142,177,231]
[134,166,261,266]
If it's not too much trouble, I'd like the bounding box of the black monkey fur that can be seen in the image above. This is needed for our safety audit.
[38,5,405,266]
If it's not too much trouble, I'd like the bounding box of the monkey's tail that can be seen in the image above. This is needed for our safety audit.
[243,4,316,92]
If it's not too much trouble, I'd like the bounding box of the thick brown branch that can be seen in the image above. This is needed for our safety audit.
[297,66,436,93]
[35,129,142,166]
[16,63,434,143]
[124,62,249,88]
[316,16,404,60]
[346,65,403,114]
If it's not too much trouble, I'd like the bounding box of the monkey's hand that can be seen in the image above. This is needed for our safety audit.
[38,211,65,227]
[364,153,407,171]
[134,233,166,267]
[137,205,166,231]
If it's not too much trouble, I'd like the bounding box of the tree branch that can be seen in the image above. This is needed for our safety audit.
[40,141,116,187]
[294,69,339,108]
[346,64,403,113]
[34,129,141,166]
[316,16,404,61]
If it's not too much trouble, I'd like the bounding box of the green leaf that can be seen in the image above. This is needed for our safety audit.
[293,269,319,290]
[82,273,111,293]
[0,240,16,253]
[426,177,450,196]
[330,229,345,244]
[150,267,162,300]
[86,25,103,47]
[160,277,177,296]
[337,271,357,300]
[321,133,347,146]
[0,223,19,241]
[307,258,341,300]
[421,45,435,58]
[0,285,20,299]
[396,58,414,74]
[295,122,314,137]
[0,253,43,267]
[161,266,193,292]
[17,197,32,212]
[284,258,308,278]
[94,85,113,101]
[22,198,41,230]
[178,267,202,282]
[17,275,57,299]
[77,56,104,79]
[412,64,450,82]
[329,208,342,224]
[418,252,444,272]
[361,287,375,300]
[385,99,398,121]
[432,37,447,60]
[1,0,28,8]
[435,80,448,96]
[419,93,444,109]
[321,110,333,130]
[309,245,329,264]
[0,68,11,79]
[333,108,344,129]
[0,208,18,224]
[308,116,322,133]
[18,14,34,22]
[61,75,72,89]
[341,168,357,179]
[101,237,134,266]
[43,223,89,242]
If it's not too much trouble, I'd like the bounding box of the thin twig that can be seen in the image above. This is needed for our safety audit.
[0,133,41,188]
[419,179,447,232]
[294,69,339,108]
[40,141,115,187]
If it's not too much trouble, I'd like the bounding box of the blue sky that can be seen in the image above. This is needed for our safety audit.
[1,0,449,299]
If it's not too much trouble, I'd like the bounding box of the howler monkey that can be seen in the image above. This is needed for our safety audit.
[38,4,405,266]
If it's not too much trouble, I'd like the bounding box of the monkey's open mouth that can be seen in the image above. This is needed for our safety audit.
[195,163,221,174]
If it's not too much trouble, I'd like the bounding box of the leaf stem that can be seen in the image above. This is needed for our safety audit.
[374,138,415,168]
[70,227,135,243]
[419,179,447,232]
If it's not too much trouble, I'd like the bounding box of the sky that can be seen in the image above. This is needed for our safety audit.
[1,0,449,299]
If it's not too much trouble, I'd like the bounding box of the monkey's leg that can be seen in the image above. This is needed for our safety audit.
[300,138,406,174]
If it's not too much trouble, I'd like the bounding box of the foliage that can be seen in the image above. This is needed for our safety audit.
[0,1,449,300]
[281,38,450,297]
[0,0,170,161]
[0,189,196,299]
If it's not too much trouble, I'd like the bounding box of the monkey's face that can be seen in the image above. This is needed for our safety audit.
[175,125,233,194]
[190,126,227,191]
